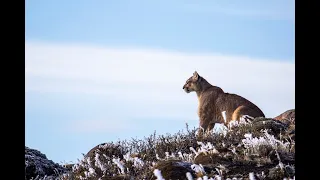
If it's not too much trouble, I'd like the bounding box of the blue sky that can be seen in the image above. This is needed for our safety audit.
[25,0,295,163]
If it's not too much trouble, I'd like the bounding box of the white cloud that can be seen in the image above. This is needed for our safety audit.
[25,41,295,127]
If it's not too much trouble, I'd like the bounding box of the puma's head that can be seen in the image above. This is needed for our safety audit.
[182,71,202,93]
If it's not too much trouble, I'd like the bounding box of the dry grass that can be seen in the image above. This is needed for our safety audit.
[56,117,294,180]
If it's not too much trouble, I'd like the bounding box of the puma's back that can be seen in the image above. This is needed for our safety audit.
[213,92,265,123]
[197,87,265,124]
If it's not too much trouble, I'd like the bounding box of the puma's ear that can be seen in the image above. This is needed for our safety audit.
[193,71,199,80]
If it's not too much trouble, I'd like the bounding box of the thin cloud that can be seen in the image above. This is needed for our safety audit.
[25,41,295,120]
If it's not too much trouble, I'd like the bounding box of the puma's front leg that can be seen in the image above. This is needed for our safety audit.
[197,116,214,137]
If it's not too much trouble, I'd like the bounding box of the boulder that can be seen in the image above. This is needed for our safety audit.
[153,160,195,180]
[25,146,67,180]
[273,109,295,124]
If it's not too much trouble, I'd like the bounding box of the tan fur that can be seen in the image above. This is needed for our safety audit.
[231,105,262,121]
[183,71,265,132]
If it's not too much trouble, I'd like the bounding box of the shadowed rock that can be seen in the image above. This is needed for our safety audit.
[25,146,67,180]
[153,160,195,180]
[269,150,295,165]
[251,117,289,135]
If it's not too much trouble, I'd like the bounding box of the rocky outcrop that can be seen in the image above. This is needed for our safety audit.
[25,146,67,180]
[273,109,295,140]
[274,109,295,123]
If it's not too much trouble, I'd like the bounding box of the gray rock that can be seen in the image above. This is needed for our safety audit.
[25,146,68,180]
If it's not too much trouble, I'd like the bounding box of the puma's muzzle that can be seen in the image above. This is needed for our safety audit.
[183,86,191,93]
